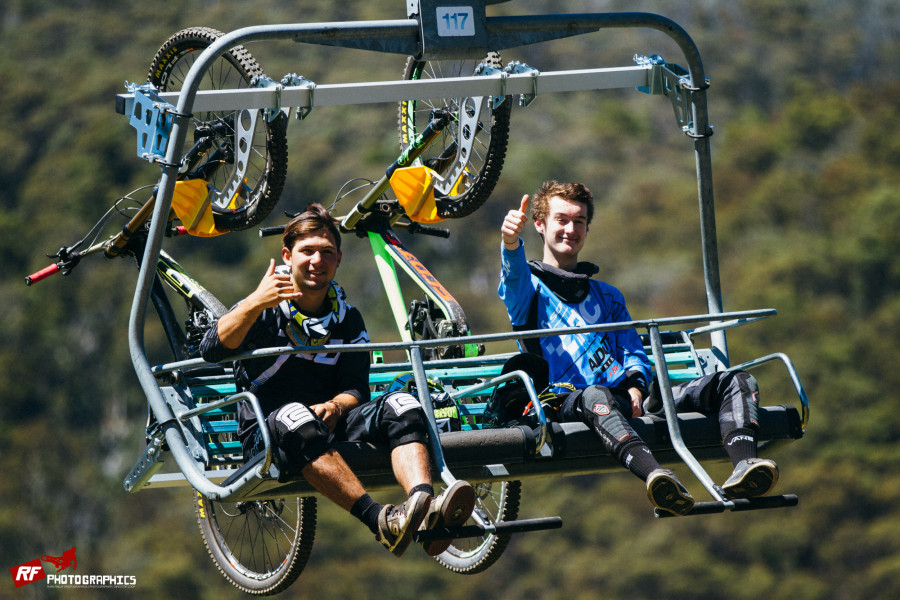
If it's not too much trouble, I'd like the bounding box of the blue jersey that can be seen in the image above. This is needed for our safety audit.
[498,242,650,389]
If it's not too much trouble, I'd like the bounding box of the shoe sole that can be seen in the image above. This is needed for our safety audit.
[723,462,779,499]
[385,492,430,557]
[647,474,694,516]
[424,481,477,557]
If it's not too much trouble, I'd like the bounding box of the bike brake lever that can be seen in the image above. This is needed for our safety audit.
[25,246,83,285]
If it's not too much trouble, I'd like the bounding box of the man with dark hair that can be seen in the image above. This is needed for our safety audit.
[498,181,778,515]
[201,203,475,556]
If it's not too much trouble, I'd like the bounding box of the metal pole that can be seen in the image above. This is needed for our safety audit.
[648,324,726,502]
[408,345,457,486]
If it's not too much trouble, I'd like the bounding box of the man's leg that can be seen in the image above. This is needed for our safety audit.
[268,402,427,557]
[670,372,778,498]
[390,441,432,494]
[301,449,368,511]
[562,386,694,515]
[355,393,476,555]
[389,441,476,556]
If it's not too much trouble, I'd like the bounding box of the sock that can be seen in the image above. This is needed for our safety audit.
[350,494,383,535]
[619,442,661,481]
[409,483,434,498]
[724,428,758,466]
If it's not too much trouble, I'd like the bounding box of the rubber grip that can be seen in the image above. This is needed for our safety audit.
[258,226,285,238]
[414,225,450,238]
[25,263,60,285]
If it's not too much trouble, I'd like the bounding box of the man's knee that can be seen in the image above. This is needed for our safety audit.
[568,385,629,420]
[268,402,330,468]
[378,391,430,448]
[718,370,760,432]
[563,386,638,454]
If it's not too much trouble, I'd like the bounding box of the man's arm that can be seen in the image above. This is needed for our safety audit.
[499,195,537,326]
[311,309,370,433]
[605,286,651,417]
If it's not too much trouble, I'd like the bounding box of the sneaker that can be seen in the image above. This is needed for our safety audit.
[647,469,695,516]
[376,491,430,557]
[419,480,477,557]
[722,458,779,499]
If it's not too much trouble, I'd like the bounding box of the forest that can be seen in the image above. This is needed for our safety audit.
[2,0,899,598]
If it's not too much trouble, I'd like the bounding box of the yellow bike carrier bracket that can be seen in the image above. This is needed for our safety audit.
[390,165,448,224]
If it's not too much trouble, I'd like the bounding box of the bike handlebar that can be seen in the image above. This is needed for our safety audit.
[258,226,283,238]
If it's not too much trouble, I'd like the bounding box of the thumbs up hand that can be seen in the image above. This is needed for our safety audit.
[247,258,301,310]
[501,195,530,249]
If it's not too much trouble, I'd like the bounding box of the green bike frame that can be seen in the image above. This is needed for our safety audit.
[366,218,480,357]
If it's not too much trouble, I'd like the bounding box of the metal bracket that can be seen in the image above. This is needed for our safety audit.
[162,385,209,466]
[282,73,316,121]
[472,61,506,109]
[504,61,541,107]
[125,82,178,164]
[634,54,712,138]
[253,73,317,121]
[123,433,166,492]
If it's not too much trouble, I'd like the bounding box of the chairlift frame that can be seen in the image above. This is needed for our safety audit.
[118,0,806,516]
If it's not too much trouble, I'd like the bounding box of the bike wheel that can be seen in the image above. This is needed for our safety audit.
[434,479,520,574]
[148,27,288,231]
[195,492,316,595]
[399,53,511,219]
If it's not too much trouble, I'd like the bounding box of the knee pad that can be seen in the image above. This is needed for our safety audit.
[267,402,330,469]
[377,391,429,448]
[717,371,760,433]
[565,386,638,456]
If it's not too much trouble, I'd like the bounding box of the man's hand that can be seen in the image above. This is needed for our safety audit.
[245,259,301,310]
[628,387,644,418]
[215,259,301,350]
[312,396,353,434]
[501,195,530,250]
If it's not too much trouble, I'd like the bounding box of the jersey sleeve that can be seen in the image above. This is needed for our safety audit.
[199,300,264,363]
[498,241,536,327]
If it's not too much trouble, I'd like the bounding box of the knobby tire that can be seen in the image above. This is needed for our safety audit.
[195,493,316,595]
[147,27,288,231]
[435,479,521,573]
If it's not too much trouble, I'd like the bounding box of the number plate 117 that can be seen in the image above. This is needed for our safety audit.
[436,6,475,37]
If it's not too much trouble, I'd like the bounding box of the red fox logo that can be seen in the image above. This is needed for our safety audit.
[40,547,77,573]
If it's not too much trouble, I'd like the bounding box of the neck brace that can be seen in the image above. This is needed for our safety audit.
[528,260,600,303]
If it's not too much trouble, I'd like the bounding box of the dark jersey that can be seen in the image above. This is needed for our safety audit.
[200,298,370,445]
